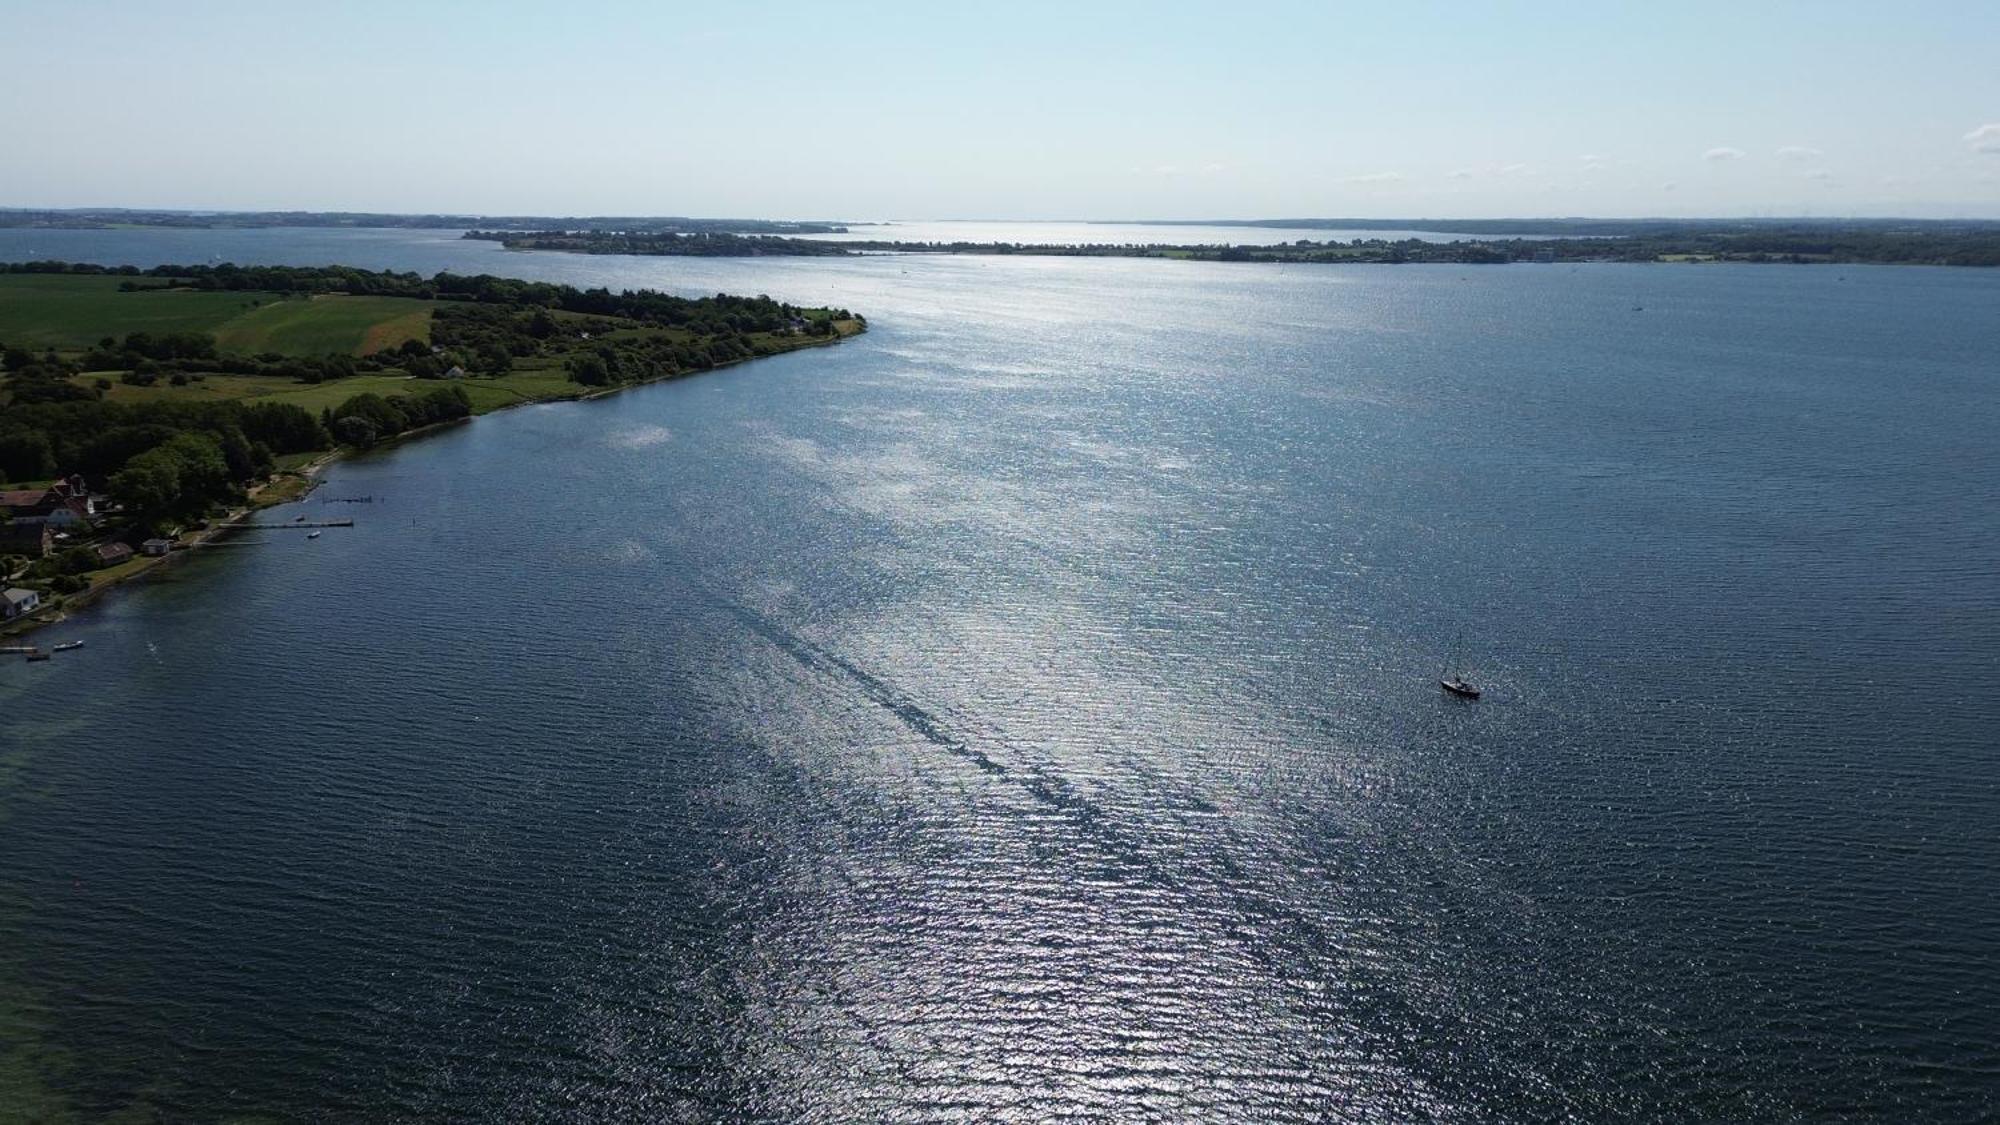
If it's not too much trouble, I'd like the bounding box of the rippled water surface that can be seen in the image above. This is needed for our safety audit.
[1,230,1996,1121]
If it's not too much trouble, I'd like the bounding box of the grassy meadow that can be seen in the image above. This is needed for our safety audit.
[211,295,433,355]
[70,366,586,416]
[0,275,430,354]
[0,274,272,347]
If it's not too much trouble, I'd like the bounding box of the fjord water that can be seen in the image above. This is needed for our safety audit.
[1,232,1997,1121]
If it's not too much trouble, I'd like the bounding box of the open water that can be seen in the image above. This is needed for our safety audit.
[0,227,1995,1121]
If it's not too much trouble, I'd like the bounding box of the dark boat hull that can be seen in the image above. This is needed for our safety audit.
[1440,679,1480,699]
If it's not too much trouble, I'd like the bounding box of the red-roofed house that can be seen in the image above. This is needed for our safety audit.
[0,474,93,528]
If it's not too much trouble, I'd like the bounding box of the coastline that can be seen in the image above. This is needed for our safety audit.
[0,320,863,644]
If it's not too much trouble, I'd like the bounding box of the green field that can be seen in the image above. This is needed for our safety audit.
[15,265,865,424]
[212,294,432,355]
[70,366,590,416]
[0,275,430,355]
[0,275,271,347]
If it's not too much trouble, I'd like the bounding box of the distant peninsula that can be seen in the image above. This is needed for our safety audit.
[0,261,863,640]
[463,220,2000,267]
[465,230,854,256]
[0,209,857,236]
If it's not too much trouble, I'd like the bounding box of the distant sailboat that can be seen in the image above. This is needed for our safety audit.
[1440,636,1480,699]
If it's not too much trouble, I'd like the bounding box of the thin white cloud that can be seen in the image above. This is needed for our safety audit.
[1965,123,2000,152]
[1703,146,1746,162]
[1498,162,1533,176]
[1339,171,1405,186]
[1776,145,1824,161]
[1804,168,1834,183]
[1446,168,1475,180]
[1578,154,1607,171]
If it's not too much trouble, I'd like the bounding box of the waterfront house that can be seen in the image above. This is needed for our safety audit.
[0,478,93,528]
[0,521,52,559]
[48,474,94,516]
[141,538,173,557]
[96,542,134,566]
[1,587,39,620]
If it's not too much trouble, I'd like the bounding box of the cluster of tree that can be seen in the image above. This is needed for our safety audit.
[2,343,100,404]
[428,304,561,374]
[322,385,471,448]
[0,395,327,492]
[5,328,375,390]
[562,332,772,387]
[107,431,240,521]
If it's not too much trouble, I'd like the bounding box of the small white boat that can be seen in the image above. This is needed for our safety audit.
[307,531,322,539]
[51,640,84,652]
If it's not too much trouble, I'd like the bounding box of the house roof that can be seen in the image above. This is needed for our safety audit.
[97,542,132,558]
[2,588,37,606]
[0,489,50,509]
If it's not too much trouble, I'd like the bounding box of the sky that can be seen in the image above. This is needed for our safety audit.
[3,0,1997,219]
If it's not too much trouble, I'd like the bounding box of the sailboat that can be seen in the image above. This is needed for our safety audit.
[1439,636,1480,699]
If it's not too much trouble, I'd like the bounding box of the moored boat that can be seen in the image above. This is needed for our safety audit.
[52,640,84,652]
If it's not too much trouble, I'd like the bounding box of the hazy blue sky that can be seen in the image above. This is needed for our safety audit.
[4,0,1997,218]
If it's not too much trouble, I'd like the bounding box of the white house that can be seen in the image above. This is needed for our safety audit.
[2,587,40,620]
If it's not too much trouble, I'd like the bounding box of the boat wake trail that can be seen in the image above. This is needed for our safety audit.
[704,594,1482,1112]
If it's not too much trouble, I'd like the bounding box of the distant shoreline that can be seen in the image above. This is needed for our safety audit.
[460,226,2000,267]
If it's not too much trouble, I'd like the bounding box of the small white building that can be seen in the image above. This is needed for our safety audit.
[141,538,173,557]
[2,587,40,620]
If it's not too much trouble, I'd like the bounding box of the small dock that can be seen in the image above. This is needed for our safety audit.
[239,519,355,530]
